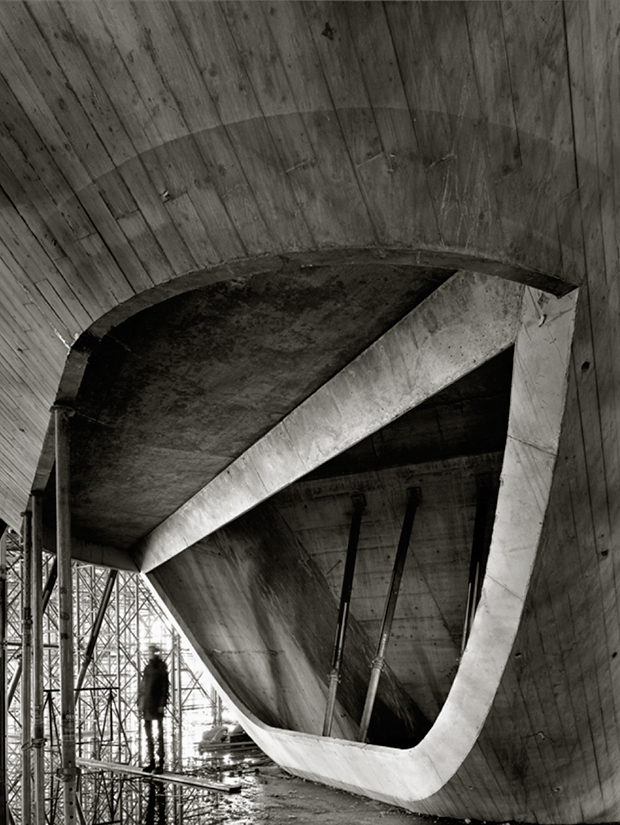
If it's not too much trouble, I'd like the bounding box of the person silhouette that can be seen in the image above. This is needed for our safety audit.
[138,643,169,773]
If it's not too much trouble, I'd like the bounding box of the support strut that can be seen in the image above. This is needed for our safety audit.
[32,493,46,825]
[323,493,366,738]
[54,405,77,825]
[21,510,33,825]
[7,557,57,707]
[358,487,421,743]
[75,569,118,694]
[460,475,495,654]
[0,525,8,825]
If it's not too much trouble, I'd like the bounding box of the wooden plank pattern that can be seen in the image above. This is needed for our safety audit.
[343,2,441,248]
[276,454,501,721]
[0,2,619,820]
[221,1,370,249]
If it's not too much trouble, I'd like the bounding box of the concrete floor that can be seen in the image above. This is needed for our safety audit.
[179,766,470,825]
[239,769,438,825]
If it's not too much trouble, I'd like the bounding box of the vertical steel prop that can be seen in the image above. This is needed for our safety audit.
[358,487,421,743]
[54,404,77,825]
[31,492,46,825]
[323,493,366,737]
[7,557,57,707]
[0,524,8,825]
[460,476,493,654]
[21,510,33,825]
[175,631,185,824]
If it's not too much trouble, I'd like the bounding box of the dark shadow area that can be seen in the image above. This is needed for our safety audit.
[144,780,166,825]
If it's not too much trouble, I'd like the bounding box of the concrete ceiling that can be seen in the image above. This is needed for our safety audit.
[43,262,454,548]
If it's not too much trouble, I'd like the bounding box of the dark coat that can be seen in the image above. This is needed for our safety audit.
[138,655,169,721]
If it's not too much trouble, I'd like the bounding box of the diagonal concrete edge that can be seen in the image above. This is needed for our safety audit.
[134,271,525,573]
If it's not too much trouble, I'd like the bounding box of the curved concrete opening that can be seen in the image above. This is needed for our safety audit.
[39,258,577,812]
[146,278,578,812]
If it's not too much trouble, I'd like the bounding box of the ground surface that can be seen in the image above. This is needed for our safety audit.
[209,766,466,825]
[97,754,478,825]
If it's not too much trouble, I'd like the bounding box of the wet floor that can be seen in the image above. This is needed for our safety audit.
[135,764,464,825]
[75,744,470,825]
[226,767,431,825]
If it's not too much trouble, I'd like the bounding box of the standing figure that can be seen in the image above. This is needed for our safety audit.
[139,643,169,773]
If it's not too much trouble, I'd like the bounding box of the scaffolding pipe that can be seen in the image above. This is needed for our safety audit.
[32,493,46,825]
[323,493,366,737]
[75,569,118,694]
[54,405,77,825]
[460,477,493,654]
[0,525,8,825]
[176,632,183,769]
[358,487,421,743]
[21,510,33,825]
[175,631,184,825]
[7,557,57,708]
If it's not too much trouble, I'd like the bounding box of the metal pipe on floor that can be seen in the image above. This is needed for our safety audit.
[323,492,366,737]
[54,404,77,825]
[31,492,46,825]
[0,524,8,825]
[358,487,421,743]
[75,569,118,694]
[21,510,33,825]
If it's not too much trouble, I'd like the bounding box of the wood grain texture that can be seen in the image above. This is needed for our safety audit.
[0,2,619,820]
[0,0,584,535]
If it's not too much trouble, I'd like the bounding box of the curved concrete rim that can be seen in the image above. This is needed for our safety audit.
[34,245,572,498]
[150,282,578,809]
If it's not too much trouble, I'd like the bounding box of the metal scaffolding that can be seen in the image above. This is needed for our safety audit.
[3,529,235,825]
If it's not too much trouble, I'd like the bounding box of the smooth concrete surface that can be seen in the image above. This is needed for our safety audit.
[54,259,451,552]
[135,271,524,571]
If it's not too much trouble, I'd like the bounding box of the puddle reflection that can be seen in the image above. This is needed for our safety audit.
[145,780,166,825]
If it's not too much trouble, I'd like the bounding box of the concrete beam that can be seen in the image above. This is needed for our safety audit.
[134,271,525,572]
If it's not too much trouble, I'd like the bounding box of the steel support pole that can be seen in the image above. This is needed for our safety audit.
[323,493,366,737]
[358,487,421,743]
[0,525,8,825]
[32,493,46,825]
[176,632,183,769]
[176,632,184,825]
[54,405,77,825]
[7,557,57,708]
[460,477,493,654]
[75,569,118,694]
[21,511,33,825]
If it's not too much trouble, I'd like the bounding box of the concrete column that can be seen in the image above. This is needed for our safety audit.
[31,492,46,824]
[21,510,33,825]
[54,405,77,825]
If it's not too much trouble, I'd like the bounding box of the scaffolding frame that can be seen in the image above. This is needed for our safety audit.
[4,530,227,825]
